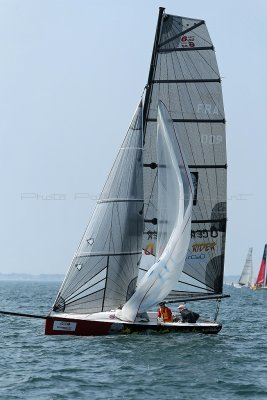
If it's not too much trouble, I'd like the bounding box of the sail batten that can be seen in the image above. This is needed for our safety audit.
[159,46,214,52]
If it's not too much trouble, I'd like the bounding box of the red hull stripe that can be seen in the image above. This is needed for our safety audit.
[45,317,222,336]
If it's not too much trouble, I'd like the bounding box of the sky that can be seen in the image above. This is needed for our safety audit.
[0,0,266,278]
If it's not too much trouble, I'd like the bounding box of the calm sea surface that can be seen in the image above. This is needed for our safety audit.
[0,281,266,400]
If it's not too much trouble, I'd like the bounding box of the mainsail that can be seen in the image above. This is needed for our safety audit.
[238,247,253,286]
[116,101,193,321]
[140,9,227,302]
[255,244,267,287]
[53,102,144,314]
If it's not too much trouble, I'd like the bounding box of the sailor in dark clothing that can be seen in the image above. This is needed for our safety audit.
[178,304,199,323]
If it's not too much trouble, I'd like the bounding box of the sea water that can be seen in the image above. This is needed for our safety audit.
[0,281,266,400]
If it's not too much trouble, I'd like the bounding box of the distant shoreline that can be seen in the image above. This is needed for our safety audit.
[0,273,64,281]
[0,273,239,283]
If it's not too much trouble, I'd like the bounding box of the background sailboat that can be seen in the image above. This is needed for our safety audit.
[252,244,267,290]
[233,248,253,288]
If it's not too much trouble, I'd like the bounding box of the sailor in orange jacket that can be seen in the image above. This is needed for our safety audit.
[157,302,173,322]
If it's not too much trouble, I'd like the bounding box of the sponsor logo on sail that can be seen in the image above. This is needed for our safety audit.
[144,242,154,255]
[192,242,216,252]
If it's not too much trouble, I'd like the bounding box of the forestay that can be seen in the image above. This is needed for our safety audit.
[53,102,144,314]
[141,10,227,301]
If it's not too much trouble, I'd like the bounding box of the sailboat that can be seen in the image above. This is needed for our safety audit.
[252,244,267,290]
[45,8,228,335]
[234,248,253,288]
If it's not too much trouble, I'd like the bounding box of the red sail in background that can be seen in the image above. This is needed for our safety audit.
[255,244,267,285]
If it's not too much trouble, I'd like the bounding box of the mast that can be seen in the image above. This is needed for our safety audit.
[143,7,165,137]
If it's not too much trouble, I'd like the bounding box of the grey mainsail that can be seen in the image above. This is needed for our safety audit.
[140,9,227,301]
[53,103,144,314]
[239,248,253,286]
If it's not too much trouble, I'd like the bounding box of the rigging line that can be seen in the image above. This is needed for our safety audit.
[0,310,49,320]
[105,201,116,308]
[159,47,214,53]
[60,203,110,298]
[65,291,106,308]
[64,228,113,295]
[124,115,142,199]
[183,243,220,288]
[65,276,106,304]
[64,258,107,298]
[165,16,219,78]
[159,20,205,48]
[64,264,108,302]
[178,20,212,47]
[168,289,213,295]
[114,201,131,276]
[210,119,225,276]
[69,290,105,305]
[144,167,158,220]
[62,255,106,300]
[180,269,217,292]
[139,267,150,272]
[194,46,221,78]
[53,208,98,305]
[100,277,131,300]
[167,294,229,304]
[169,50,209,227]
[185,48,224,115]
[104,257,134,296]
[63,204,113,295]
[99,106,143,201]
[169,18,212,45]
[143,7,165,138]
[101,256,109,311]
[112,254,136,292]
[64,205,114,296]
[174,279,214,292]
[178,52,224,274]
[179,51,214,219]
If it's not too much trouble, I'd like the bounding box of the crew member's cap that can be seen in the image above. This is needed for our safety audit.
[178,304,186,310]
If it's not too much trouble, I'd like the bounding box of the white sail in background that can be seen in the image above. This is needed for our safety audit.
[116,102,193,322]
[239,248,253,286]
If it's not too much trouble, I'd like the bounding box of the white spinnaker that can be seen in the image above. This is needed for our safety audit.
[116,102,193,321]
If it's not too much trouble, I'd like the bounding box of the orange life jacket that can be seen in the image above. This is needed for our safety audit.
[158,306,173,322]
